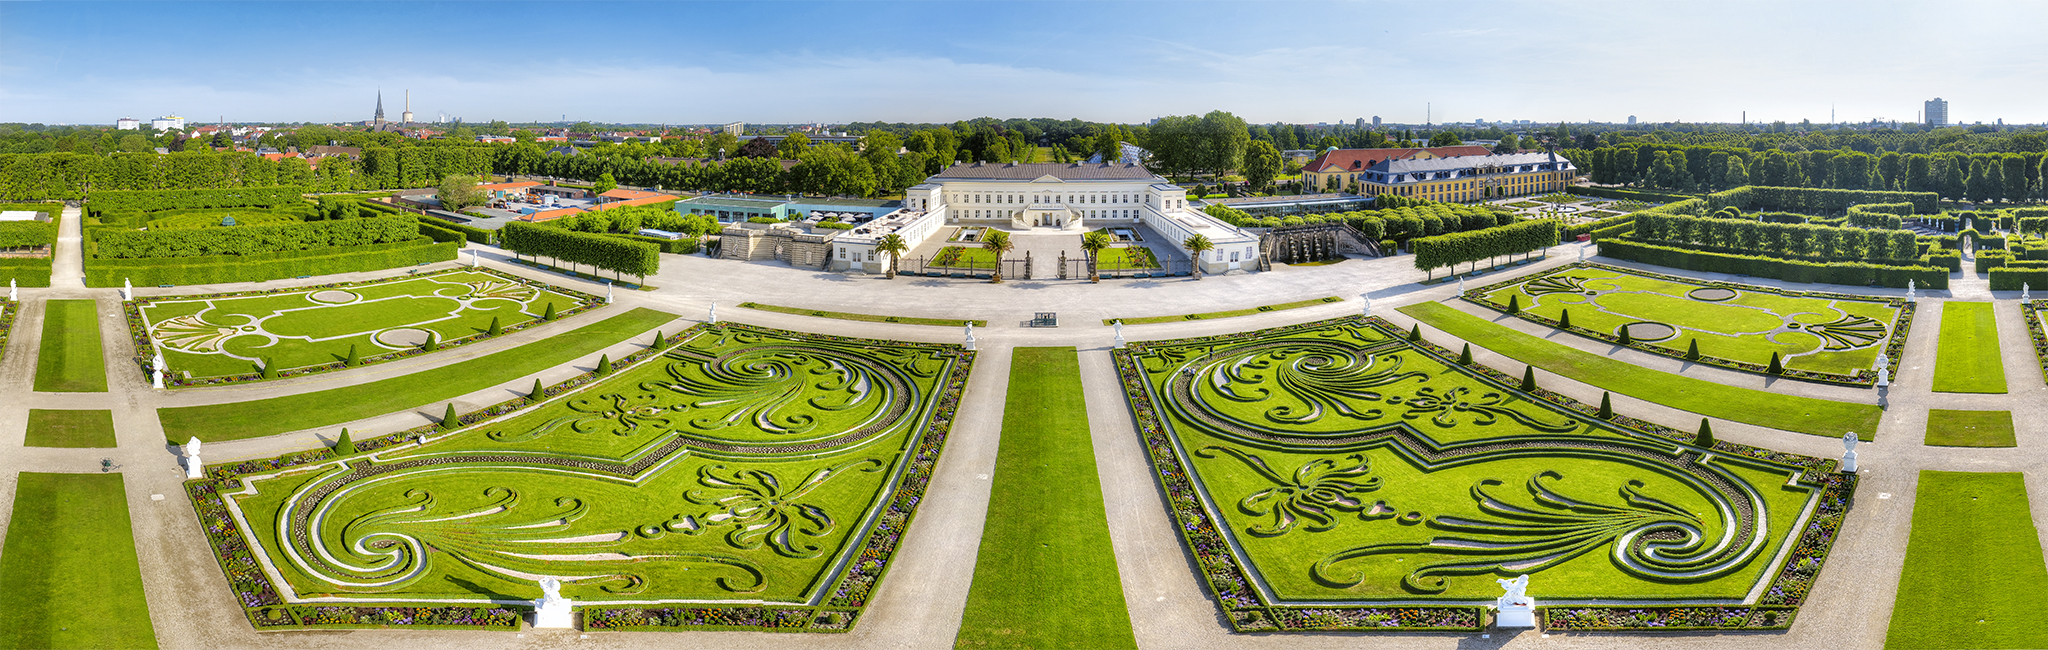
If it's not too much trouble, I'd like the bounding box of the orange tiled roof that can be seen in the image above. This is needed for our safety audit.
[479,181,542,191]
[1303,146,1494,173]
[598,188,664,200]
[521,207,585,222]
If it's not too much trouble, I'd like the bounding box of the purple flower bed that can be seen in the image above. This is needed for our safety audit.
[128,267,606,388]
[188,321,974,633]
[0,301,17,364]
[1114,315,1857,633]
[1463,262,1913,388]
[2022,300,2048,386]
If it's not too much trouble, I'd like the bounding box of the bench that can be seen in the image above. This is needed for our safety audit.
[1029,312,1059,328]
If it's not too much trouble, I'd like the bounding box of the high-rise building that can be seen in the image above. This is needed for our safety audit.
[1924,98,1948,127]
[1371,116,1382,127]
[1355,118,1364,128]
[1627,115,1637,125]
[722,122,745,136]
[116,117,140,130]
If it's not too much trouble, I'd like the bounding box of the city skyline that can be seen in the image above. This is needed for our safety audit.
[4,1,2047,127]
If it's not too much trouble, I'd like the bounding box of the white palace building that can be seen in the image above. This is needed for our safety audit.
[824,161,1260,275]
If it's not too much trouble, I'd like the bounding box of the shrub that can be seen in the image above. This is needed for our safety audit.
[543,302,557,321]
[260,357,276,379]
[1559,308,1572,329]
[597,354,613,375]
[1597,392,1613,419]
[487,317,502,337]
[441,403,459,430]
[92,215,421,259]
[1458,343,1473,365]
[1408,324,1422,342]
[1767,352,1784,374]
[1693,419,1715,447]
[334,428,354,456]
[345,344,359,367]
[0,221,57,249]
[1686,339,1700,361]
[1507,294,1520,314]
[530,378,546,401]
[1520,365,1536,391]
[89,187,308,214]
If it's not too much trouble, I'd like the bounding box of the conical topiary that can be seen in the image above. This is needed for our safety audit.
[1693,419,1715,448]
[1520,365,1537,392]
[1507,294,1521,314]
[1619,325,1633,345]
[487,316,502,337]
[423,332,439,352]
[1559,308,1572,329]
[1458,343,1473,365]
[260,357,276,380]
[530,378,546,401]
[345,344,360,367]
[1408,324,1423,342]
[543,302,557,321]
[597,354,613,375]
[1686,339,1700,361]
[334,428,354,456]
[1598,391,1614,419]
[1767,351,1783,374]
[653,330,664,347]
[441,403,460,430]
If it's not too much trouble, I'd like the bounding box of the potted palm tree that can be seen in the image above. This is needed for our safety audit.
[1081,230,1111,283]
[875,233,907,279]
[982,230,1013,283]
[1182,234,1214,280]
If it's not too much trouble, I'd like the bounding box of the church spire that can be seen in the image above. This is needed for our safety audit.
[374,89,386,122]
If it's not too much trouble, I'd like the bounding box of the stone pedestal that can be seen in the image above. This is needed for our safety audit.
[533,597,575,629]
[1495,597,1537,628]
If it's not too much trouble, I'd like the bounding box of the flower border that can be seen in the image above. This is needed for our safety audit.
[1463,262,1912,388]
[0,301,17,365]
[127,266,606,388]
[186,322,974,633]
[1110,315,1856,632]
[2022,299,2048,386]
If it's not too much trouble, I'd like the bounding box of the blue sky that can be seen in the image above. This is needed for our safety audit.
[4,0,2046,126]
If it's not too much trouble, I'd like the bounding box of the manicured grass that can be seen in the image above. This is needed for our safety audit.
[737,301,985,327]
[24,409,118,448]
[934,246,999,269]
[1400,301,1883,438]
[1096,246,1160,270]
[1884,471,2048,649]
[0,473,158,650]
[1107,296,1342,326]
[956,347,1136,649]
[34,299,106,392]
[1933,302,2007,394]
[1925,409,2017,448]
[157,307,678,442]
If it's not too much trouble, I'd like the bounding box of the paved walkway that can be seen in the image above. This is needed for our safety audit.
[2,239,2040,649]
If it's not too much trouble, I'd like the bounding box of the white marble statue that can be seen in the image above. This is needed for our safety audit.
[8,278,15,302]
[532,577,574,628]
[708,302,717,323]
[152,351,167,390]
[1907,279,1916,300]
[2026,283,2033,301]
[1876,365,1890,388]
[1841,431,1859,473]
[1458,275,1465,293]
[1578,245,1585,263]
[964,322,977,350]
[1113,320,1126,350]
[469,249,479,267]
[605,282,614,304]
[1494,574,1536,628]
[1362,295,1373,318]
[184,436,204,479]
[121,277,133,301]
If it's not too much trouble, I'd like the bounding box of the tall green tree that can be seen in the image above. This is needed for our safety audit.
[436,173,487,211]
[593,172,617,195]
[1241,140,1283,193]
[1182,234,1214,280]
[1081,230,1111,283]
[776,132,812,159]
[981,230,1013,283]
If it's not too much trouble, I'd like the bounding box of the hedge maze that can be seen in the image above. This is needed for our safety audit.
[188,323,972,632]
[1113,317,1852,632]
[1469,263,1910,386]
[132,268,598,384]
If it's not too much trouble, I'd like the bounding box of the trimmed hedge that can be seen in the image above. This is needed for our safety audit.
[88,187,307,214]
[1991,268,2048,291]
[1923,250,1962,272]
[1632,212,1919,263]
[607,232,699,254]
[415,219,466,244]
[84,238,457,287]
[422,215,494,244]
[1598,238,1946,289]
[502,221,659,278]
[0,257,53,287]
[0,220,57,248]
[92,215,419,259]
[1705,186,1940,215]
[1569,186,1695,202]
[1846,202,1911,229]
[1412,219,1559,275]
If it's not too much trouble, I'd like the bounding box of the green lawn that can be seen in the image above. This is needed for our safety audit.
[934,246,999,269]
[1925,409,2017,447]
[737,301,985,327]
[0,473,158,650]
[1885,471,2048,649]
[158,307,678,442]
[955,347,1137,649]
[25,409,118,448]
[1400,301,1883,438]
[1933,302,2007,394]
[1096,246,1160,270]
[139,269,589,380]
[1107,297,1342,325]
[34,299,106,392]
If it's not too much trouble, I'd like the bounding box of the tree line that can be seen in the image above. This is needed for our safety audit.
[501,221,659,281]
[1411,219,1561,278]
[1571,143,2048,203]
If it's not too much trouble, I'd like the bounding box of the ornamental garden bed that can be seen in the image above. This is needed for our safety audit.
[2018,299,2048,386]
[1112,316,1854,632]
[187,322,974,633]
[1097,246,1161,270]
[128,267,602,387]
[1466,262,1911,387]
[932,246,998,269]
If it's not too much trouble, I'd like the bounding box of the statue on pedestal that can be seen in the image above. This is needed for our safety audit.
[122,278,133,301]
[152,351,167,389]
[469,249,479,268]
[605,282,614,304]
[964,322,977,351]
[708,302,717,323]
[1493,574,1536,628]
[7,278,14,302]
[532,577,575,628]
[1362,295,1373,318]
[183,437,204,479]
[1841,432,1859,473]
[1907,279,1916,300]
[1113,320,1126,349]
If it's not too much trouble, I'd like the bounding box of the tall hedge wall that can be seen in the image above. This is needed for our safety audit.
[0,221,57,249]
[1568,186,1696,202]
[0,258,53,287]
[1411,219,1560,275]
[1597,238,1945,289]
[92,216,419,259]
[1704,186,1940,215]
[88,187,308,214]
[84,238,456,287]
[1631,212,1919,263]
[502,221,659,278]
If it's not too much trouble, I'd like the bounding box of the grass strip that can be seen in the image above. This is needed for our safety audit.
[1107,296,1343,326]
[34,299,106,392]
[158,307,677,442]
[955,347,1137,649]
[1400,301,1882,438]
[25,409,118,448]
[737,301,985,327]
[1884,471,2048,649]
[1924,409,2017,448]
[1932,302,2007,394]
[0,473,158,650]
